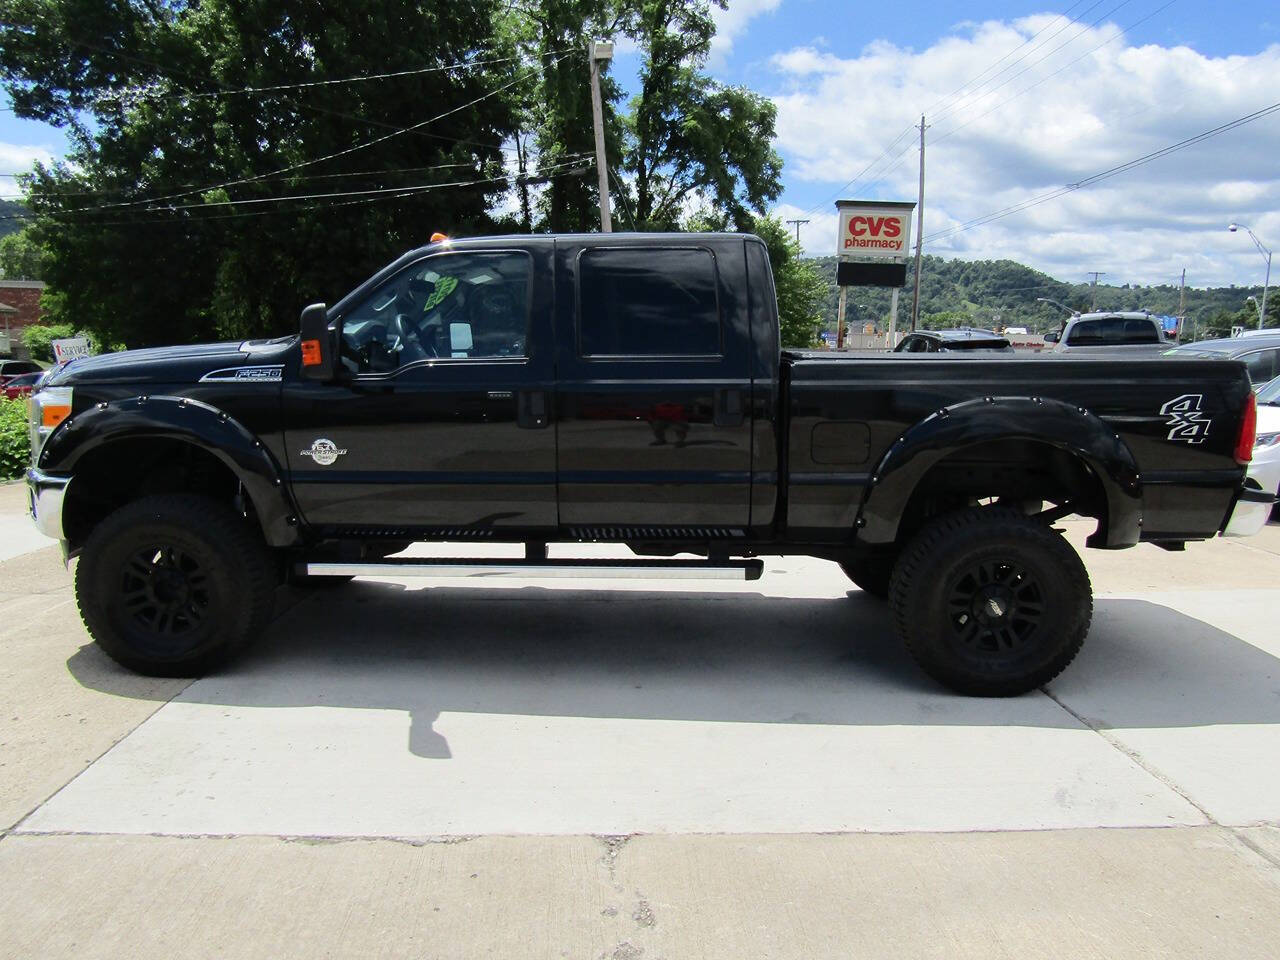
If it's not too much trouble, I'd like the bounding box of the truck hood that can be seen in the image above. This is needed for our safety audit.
[44,337,296,386]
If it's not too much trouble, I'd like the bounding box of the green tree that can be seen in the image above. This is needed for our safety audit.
[502,1,627,232]
[21,322,76,362]
[617,0,781,230]
[0,226,46,279]
[1,0,519,348]
[750,214,825,348]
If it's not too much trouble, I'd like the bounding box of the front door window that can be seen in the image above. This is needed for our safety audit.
[339,251,532,374]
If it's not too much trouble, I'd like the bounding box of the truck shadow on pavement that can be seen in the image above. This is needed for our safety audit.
[66,582,1280,760]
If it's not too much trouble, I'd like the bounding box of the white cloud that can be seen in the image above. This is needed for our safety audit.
[0,141,55,171]
[0,142,56,199]
[767,15,1280,287]
[711,0,783,64]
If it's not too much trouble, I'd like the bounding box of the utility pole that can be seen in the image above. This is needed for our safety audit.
[1086,271,1106,311]
[910,114,928,331]
[587,40,614,233]
[785,218,810,247]
[1178,268,1186,340]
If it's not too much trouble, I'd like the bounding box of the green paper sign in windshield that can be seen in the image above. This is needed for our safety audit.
[423,275,458,312]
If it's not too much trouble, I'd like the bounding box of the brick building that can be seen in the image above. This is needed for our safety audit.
[0,279,45,357]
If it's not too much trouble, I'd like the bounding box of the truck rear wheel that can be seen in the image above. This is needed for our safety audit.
[888,508,1092,696]
[838,559,893,599]
[75,494,274,677]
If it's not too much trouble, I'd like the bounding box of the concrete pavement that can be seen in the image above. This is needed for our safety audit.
[3,480,1280,957]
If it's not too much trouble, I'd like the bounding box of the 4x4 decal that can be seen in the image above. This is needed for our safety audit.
[1160,394,1211,444]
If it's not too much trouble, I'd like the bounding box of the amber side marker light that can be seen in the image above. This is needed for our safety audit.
[430,232,449,244]
[1234,391,1257,464]
[41,403,71,428]
[300,339,323,367]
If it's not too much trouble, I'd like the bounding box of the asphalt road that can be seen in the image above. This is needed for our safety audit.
[2,479,1279,959]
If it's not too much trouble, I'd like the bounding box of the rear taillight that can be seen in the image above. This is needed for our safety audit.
[1234,391,1257,464]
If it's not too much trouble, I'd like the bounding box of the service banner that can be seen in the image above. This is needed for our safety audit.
[52,337,92,363]
[835,201,914,259]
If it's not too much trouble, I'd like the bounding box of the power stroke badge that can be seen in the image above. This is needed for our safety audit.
[300,438,348,466]
[1160,394,1211,444]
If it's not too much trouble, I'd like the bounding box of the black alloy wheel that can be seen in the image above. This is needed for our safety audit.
[119,544,212,638]
[888,508,1092,696]
[945,557,1045,655]
[76,494,274,676]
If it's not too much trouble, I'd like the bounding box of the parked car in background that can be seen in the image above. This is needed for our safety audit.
[1163,332,1280,387]
[893,328,1014,354]
[0,358,42,386]
[1045,312,1168,355]
[2,371,43,399]
[1253,375,1280,521]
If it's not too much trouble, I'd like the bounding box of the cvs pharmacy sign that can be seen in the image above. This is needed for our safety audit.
[835,200,915,260]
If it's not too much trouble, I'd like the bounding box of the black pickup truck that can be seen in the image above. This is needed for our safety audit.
[26,233,1271,695]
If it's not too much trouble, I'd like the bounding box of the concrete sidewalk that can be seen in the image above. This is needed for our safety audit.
[2,504,1279,958]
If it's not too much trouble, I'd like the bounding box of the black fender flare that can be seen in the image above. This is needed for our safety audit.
[856,396,1143,548]
[38,394,300,547]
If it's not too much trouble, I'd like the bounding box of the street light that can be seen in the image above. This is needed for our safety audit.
[1228,223,1271,330]
[1035,297,1080,317]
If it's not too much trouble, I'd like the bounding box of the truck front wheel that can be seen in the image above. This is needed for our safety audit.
[75,494,275,676]
[888,508,1092,696]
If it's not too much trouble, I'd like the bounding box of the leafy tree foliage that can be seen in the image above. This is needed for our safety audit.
[616,0,781,230]
[508,0,781,233]
[0,226,46,279]
[749,215,824,347]
[1,0,519,347]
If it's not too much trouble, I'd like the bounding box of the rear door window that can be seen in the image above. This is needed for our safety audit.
[577,247,721,357]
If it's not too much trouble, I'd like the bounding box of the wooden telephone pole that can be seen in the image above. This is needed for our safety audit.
[910,115,927,331]
[588,41,614,233]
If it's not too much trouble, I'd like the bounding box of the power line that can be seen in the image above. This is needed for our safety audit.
[3,162,594,228]
[1,28,551,158]
[26,57,561,218]
[924,0,1105,126]
[928,0,1130,129]
[93,47,578,105]
[0,154,593,198]
[923,99,1280,244]
[930,0,1177,146]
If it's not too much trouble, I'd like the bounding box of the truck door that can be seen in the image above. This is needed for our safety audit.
[282,242,557,534]
[553,239,753,531]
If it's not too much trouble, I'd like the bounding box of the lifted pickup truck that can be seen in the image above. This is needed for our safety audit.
[26,233,1272,695]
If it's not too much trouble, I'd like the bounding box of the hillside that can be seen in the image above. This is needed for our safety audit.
[810,255,1274,337]
[0,200,26,239]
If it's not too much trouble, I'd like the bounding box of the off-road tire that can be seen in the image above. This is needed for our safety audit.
[838,559,894,599]
[75,494,274,676]
[888,508,1092,696]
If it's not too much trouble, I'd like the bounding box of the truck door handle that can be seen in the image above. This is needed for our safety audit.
[518,390,549,429]
[715,388,744,427]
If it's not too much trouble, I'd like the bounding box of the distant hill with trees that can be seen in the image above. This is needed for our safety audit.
[810,255,1276,342]
[0,201,25,239]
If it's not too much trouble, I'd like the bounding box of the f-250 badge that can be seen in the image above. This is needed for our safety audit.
[1160,394,1211,444]
[300,438,348,465]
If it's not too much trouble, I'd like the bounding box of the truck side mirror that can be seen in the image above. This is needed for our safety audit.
[299,302,336,381]
[1044,331,1060,344]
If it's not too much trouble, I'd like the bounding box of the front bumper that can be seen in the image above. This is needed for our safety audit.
[1222,459,1280,537]
[26,467,71,541]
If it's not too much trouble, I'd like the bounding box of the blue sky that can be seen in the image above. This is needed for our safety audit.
[4,1,1280,289]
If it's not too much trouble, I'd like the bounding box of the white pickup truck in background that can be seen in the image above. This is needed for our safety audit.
[1044,311,1170,355]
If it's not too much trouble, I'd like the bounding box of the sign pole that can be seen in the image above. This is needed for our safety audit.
[889,288,900,347]
[836,287,848,349]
